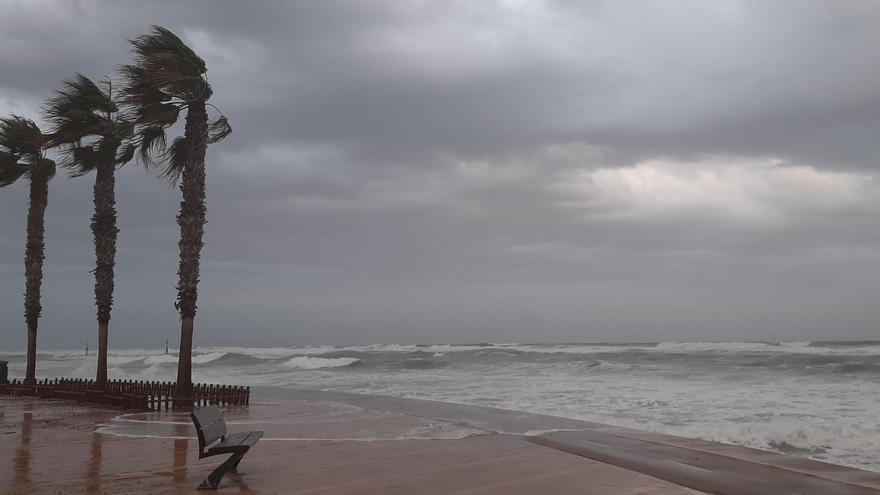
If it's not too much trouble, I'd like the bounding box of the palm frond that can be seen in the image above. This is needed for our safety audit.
[45,74,115,122]
[32,157,57,181]
[161,136,188,185]
[122,26,212,105]
[0,116,45,160]
[0,151,28,187]
[135,102,181,128]
[112,117,137,141]
[116,143,136,165]
[136,125,166,163]
[121,26,230,185]
[0,150,17,166]
[68,146,101,176]
[133,26,206,74]
[45,73,137,174]
[207,116,231,144]
[44,74,114,145]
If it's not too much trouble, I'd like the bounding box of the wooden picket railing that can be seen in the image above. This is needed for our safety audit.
[1,377,250,411]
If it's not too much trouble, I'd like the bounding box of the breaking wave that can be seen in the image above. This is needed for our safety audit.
[8,340,880,471]
[143,354,178,365]
[283,356,361,369]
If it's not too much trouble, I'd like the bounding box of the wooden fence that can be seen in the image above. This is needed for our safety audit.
[1,377,250,411]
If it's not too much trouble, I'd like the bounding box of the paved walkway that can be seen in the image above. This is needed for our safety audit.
[0,397,696,494]
[284,388,880,495]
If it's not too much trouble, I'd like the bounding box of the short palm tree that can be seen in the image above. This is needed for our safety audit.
[121,26,230,401]
[44,74,135,390]
[0,116,56,385]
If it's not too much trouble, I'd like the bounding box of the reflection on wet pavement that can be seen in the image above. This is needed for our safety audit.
[13,411,32,488]
[86,431,102,493]
[97,401,484,441]
[0,396,701,494]
[173,423,188,482]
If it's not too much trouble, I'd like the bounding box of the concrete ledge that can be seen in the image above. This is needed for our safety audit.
[530,430,880,495]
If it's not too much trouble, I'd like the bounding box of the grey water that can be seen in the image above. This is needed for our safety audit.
[4,340,880,471]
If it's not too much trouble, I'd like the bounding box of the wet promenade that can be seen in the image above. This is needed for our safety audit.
[0,396,694,494]
[6,391,880,494]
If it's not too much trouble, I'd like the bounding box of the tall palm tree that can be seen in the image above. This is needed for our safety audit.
[44,74,135,390]
[121,26,231,401]
[0,116,56,385]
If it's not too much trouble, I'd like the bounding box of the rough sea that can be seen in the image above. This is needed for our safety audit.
[4,341,879,471]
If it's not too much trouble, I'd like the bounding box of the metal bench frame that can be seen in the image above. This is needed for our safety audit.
[191,405,263,490]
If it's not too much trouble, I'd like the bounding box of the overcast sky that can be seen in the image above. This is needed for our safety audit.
[2,0,880,349]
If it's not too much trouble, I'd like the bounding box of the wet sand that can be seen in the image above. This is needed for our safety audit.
[0,396,695,494]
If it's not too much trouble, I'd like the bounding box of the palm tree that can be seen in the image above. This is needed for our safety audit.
[0,116,56,385]
[44,74,136,390]
[121,26,231,401]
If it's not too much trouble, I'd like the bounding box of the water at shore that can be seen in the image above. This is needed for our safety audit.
[3,340,880,471]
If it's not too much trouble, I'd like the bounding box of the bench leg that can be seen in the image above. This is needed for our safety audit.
[198,452,245,490]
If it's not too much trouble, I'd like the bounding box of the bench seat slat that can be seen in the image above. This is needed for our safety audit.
[207,431,264,455]
[193,406,227,446]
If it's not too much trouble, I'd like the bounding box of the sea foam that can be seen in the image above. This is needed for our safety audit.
[10,341,880,472]
[283,356,360,369]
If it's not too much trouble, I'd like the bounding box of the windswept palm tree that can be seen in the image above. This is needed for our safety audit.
[0,116,56,385]
[44,74,136,390]
[121,26,231,401]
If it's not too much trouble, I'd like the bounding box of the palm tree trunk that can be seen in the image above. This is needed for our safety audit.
[23,173,49,385]
[177,317,193,400]
[93,160,118,389]
[175,101,208,404]
[26,320,37,385]
[96,320,109,385]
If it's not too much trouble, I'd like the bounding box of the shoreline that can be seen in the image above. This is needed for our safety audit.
[3,340,876,472]
[2,394,695,494]
[266,388,880,494]
[4,390,880,493]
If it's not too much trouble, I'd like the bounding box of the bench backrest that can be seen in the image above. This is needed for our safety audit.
[191,406,227,451]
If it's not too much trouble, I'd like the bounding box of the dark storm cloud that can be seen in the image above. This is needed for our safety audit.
[4,1,880,165]
[3,0,880,349]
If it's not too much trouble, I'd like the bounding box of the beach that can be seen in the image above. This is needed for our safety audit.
[5,341,880,471]
[5,391,880,494]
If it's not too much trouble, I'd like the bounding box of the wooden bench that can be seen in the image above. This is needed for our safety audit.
[191,405,263,489]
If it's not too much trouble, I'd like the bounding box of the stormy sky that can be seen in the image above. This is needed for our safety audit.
[3,0,880,349]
